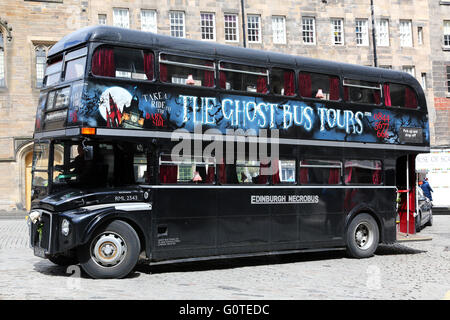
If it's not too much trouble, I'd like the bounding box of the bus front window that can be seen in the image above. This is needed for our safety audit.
[31,141,50,200]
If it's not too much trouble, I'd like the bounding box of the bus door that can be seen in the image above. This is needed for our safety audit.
[396,155,416,234]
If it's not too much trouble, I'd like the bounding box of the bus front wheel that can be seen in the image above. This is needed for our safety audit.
[77,220,141,279]
[345,213,379,259]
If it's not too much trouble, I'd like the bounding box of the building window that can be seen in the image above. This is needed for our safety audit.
[399,20,413,47]
[444,21,450,48]
[170,11,185,38]
[247,15,261,43]
[0,32,4,87]
[402,66,415,77]
[201,12,215,41]
[421,72,427,90]
[272,16,286,44]
[302,17,316,44]
[98,14,107,25]
[446,66,450,93]
[113,8,129,28]
[417,26,423,45]
[141,10,157,33]
[376,19,389,46]
[224,14,238,42]
[331,18,344,45]
[35,46,47,88]
[355,19,369,46]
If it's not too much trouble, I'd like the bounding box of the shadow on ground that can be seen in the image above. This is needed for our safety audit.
[31,243,426,278]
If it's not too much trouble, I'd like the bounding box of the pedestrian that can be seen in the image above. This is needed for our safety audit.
[420,177,434,202]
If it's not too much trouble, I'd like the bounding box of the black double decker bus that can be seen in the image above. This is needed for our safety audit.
[29,26,429,279]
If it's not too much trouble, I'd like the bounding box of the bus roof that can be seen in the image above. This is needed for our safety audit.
[49,25,422,92]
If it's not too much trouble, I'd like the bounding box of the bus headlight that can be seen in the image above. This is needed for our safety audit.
[61,219,71,236]
[29,211,41,224]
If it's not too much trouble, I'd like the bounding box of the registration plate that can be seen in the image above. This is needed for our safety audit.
[33,246,46,258]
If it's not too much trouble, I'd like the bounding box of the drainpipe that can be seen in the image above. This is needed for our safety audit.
[370,0,378,67]
[241,0,246,48]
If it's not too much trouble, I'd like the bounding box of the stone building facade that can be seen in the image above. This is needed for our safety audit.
[0,0,445,212]
[428,0,450,146]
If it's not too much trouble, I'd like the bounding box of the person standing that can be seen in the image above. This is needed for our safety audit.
[420,177,434,202]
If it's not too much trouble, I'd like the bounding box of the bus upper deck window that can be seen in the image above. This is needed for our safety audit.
[299,72,340,101]
[219,62,268,93]
[159,54,214,87]
[271,68,295,96]
[63,47,87,82]
[383,83,418,109]
[44,57,63,87]
[91,47,154,80]
[343,79,382,105]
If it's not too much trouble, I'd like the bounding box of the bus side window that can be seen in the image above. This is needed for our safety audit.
[91,46,154,80]
[299,72,340,101]
[383,83,418,109]
[271,68,295,96]
[343,79,382,105]
[219,62,268,93]
[159,54,214,87]
[235,160,267,184]
[299,160,342,185]
[344,160,382,185]
[159,155,215,184]
[273,159,296,184]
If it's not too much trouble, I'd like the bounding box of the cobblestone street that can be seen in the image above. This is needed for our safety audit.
[0,215,449,300]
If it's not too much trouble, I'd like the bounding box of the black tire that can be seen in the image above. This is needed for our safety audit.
[77,220,140,279]
[48,253,78,266]
[345,213,379,259]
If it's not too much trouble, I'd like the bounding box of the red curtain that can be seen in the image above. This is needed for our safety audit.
[257,76,268,94]
[203,61,215,87]
[383,84,391,106]
[143,52,154,80]
[328,168,340,185]
[272,160,280,184]
[345,167,353,184]
[299,73,312,97]
[206,166,215,183]
[372,162,382,185]
[404,87,417,108]
[344,86,349,101]
[257,162,269,184]
[219,71,227,89]
[299,167,309,184]
[160,165,177,183]
[91,47,115,77]
[218,162,226,184]
[284,71,295,96]
[159,63,168,83]
[329,77,340,101]
[373,91,381,104]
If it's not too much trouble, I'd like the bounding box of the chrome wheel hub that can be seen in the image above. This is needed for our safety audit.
[354,222,373,250]
[92,232,127,267]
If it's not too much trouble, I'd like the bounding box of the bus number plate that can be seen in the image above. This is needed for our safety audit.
[33,246,46,258]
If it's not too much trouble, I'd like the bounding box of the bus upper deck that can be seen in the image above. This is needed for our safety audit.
[34,26,429,153]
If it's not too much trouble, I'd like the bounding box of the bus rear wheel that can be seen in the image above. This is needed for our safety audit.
[345,213,379,259]
[77,220,140,279]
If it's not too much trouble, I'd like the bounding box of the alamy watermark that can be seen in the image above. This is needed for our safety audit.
[170,124,279,175]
